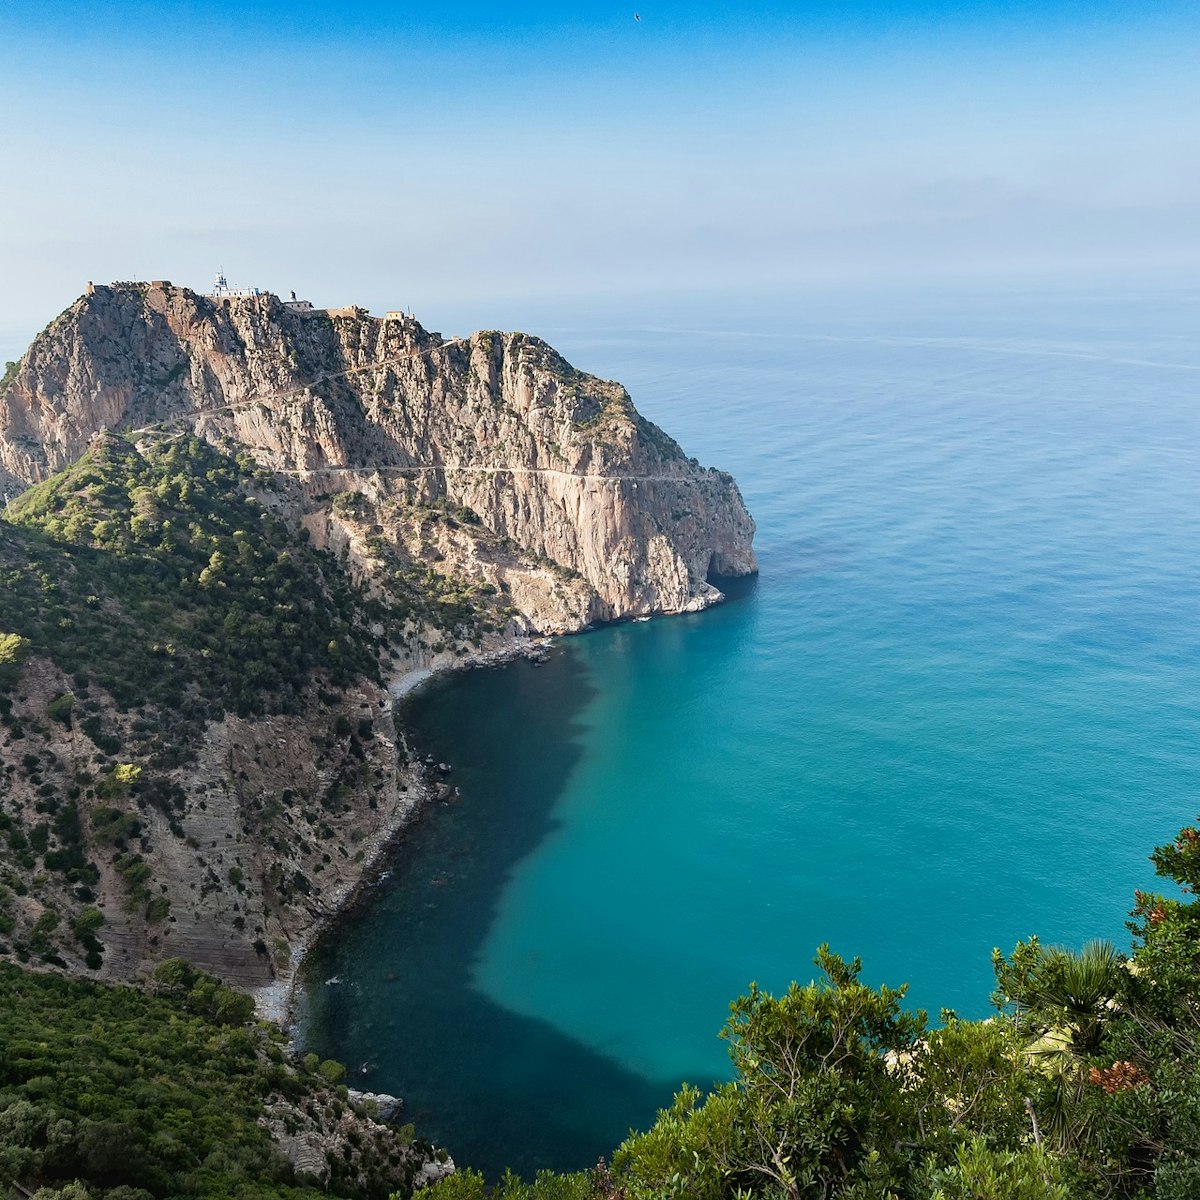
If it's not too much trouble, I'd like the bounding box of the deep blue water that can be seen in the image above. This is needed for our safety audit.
[298,284,1200,1177]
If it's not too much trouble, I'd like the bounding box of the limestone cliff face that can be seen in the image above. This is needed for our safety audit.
[0,282,756,625]
[0,282,757,1008]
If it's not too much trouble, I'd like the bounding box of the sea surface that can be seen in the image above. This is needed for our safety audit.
[298,283,1200,1177]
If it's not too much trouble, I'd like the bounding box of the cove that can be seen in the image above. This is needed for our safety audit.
[299,285,1200,1178]
[296,644,692,1175]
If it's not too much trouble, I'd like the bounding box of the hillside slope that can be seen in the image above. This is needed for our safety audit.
[0,435,431,989]
[0,282,756,630]
[0,279,756,1036]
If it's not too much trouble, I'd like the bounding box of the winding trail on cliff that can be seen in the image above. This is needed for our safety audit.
[277,465,694,483]
[130,336,697,484]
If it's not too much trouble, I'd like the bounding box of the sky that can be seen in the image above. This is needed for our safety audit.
[2,1,1200,354]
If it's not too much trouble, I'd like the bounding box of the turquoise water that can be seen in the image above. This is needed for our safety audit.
[299,285,1200,1176]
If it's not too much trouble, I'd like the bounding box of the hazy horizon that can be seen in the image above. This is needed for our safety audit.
[4,1,1200,360]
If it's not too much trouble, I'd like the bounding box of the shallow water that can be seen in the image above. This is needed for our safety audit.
[299,284,1200,1176]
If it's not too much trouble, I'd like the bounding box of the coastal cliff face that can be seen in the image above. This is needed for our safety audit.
[0,282,756,626]
[0,283,756,1196]
[0,281,756,1009]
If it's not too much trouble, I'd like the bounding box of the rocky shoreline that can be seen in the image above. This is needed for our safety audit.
[0,276,756,1044]
[0,280,758,1194]
[252,635,557,1030]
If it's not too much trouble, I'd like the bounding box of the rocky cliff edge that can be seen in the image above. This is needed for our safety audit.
[0,282,756,627]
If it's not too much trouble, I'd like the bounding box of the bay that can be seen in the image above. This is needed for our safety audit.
[298,283,1200,1176]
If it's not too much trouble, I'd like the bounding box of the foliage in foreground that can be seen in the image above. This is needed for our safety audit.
[1,826,1197,1200]
[421,817,1200,1199]
[0,960,430,1200]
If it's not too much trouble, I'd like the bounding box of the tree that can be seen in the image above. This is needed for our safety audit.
[993,939,1124,1060]
[992,938,1131,1158]
[613,947,927,1199]
[0,631,30,689]
[45,691,74,726]
[926,1137,1069,1200]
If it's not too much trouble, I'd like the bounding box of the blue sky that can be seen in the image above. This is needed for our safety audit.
[2,2,1199,351]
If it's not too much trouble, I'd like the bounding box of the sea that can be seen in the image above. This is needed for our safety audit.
[297,281,1200,1177]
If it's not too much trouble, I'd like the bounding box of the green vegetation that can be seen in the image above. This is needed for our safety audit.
[0,360,18,393]
[1,435,380,750]
[0,435,403,965]
[421,817,1200,1199]
[0,960,431,1199]
[333,493,510,647]
[632,412,684,461]
[0,632,30,689]
[45,690,74,726]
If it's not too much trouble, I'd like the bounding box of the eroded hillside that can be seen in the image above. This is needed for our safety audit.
[0,436,437,988]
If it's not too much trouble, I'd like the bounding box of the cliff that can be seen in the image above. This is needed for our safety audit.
[0,282,756,631]
[0,281,756,1001]
[0,282,757,1192]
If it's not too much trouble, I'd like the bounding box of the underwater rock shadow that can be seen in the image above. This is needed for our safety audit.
[301,649,717,1176]
[317,972,708,1177]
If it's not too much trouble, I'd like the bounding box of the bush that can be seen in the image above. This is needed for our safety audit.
[0,436,382,757]
[45,691,74,726]
[0,632,30,690]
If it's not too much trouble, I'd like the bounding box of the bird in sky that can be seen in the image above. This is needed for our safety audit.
[634,12,640,20]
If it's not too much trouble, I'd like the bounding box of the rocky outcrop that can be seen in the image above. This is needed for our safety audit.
[0,281,757,1020]
[260,1084,452,1193]
[0,282,756,625]
[0,283,758,1190]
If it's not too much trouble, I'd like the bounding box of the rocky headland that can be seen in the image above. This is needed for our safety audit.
[0,280,756,1008]
[0,281,755,624]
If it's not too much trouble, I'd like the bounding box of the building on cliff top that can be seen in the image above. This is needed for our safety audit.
[208,271,315,313]
[282,290,315,313]
[211,269,269,300]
